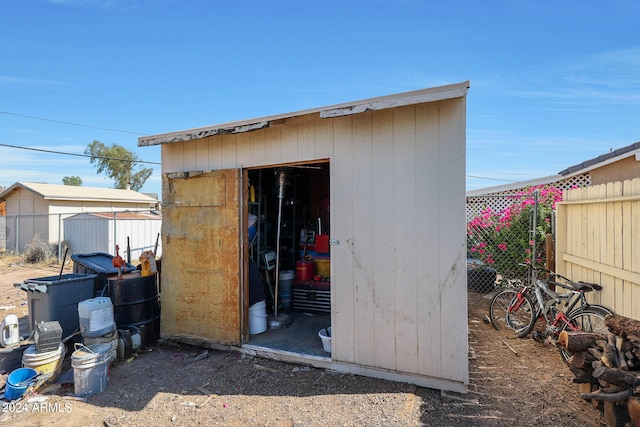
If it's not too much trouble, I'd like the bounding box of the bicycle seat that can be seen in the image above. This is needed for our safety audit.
[577,281,602,292]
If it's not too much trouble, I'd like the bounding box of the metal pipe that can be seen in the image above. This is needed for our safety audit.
[273,170,287,318]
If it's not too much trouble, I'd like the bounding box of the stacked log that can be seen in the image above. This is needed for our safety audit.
[559,313,640,427]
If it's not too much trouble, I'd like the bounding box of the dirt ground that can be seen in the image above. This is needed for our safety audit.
[0,257,606,427]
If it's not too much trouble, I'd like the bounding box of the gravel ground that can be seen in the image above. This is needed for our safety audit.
[0,257,606,426]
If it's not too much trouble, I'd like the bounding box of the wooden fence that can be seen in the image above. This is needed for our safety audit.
[556,178,640,320]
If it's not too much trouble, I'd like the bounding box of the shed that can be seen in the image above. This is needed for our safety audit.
[0,182,158,253]
[138,82,470,392]
[63,211,162,261]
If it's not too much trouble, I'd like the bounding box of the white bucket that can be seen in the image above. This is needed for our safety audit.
[318,327,332,353]
[1,314,20,348]
[72,343,111,398]
[22,343,66,383]
[78,297,116,338]
[84,330,119,362]
[249,300,267,335]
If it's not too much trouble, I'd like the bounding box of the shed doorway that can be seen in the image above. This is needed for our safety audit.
[245,161,331,358]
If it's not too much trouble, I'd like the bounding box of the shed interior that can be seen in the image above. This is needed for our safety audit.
[246,162,331,357]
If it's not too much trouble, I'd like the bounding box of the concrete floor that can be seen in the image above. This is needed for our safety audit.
[247,309,331,358]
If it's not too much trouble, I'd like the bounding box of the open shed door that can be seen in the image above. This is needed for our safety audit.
[161,169,242,345]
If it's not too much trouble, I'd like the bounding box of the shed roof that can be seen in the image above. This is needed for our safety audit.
[0,182,158,204]
[138,81,470,147]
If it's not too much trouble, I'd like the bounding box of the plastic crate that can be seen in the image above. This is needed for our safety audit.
[18,273,97,339]
[34,321,63,353]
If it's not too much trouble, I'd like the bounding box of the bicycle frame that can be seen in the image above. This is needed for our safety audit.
[532,279,585,327]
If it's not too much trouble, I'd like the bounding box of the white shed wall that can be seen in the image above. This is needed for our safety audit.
[2,186,157,252]
[159,98,468,390]
[64,215,162,261]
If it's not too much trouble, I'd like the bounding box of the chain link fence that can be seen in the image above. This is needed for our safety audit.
[1,211,162,263]
[466,188,559,293]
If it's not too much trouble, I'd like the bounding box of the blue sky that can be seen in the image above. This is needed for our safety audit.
[2,0,639,198]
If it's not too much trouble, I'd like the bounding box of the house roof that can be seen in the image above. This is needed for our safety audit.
[466,174,564,197]
[0,182,158,204]
[467,141,640,197]
[558,141,640,176]
[138,81,470,147]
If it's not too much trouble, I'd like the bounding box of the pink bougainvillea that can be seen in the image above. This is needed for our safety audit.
[467,184,563,281]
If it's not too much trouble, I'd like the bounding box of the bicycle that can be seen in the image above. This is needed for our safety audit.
[503,263,613,361]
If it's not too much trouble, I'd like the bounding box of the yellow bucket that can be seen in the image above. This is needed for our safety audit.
[22,343,66,384]
[315,259,330,278]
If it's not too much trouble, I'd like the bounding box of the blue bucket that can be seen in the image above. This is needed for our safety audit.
[5,367,38,400]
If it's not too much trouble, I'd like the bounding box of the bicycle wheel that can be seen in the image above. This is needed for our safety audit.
[489,288,536,333]
[511,291,539,338]
[558,307,610,362]
[489,288,519,330]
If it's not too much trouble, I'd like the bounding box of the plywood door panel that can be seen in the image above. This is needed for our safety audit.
[183,140,198,171]
[220,134,238,169]
[206,136,223,168]
[371,109,396,369]
[436,98,468,383]
[332,115,355,363]
[351,113,375,367]
[195,138,210,171]
[392,105,419,374]
[282,124,299,163]
[161,169,241,344]
[416,102,443,378]
[236,132,251,166]
[315,119,334,160]
[264,126,283,166]
[250,131,267,166]
[298,120,316,160]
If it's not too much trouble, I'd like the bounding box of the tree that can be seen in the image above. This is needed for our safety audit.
[85,140,152,191]
[62,176,83,186]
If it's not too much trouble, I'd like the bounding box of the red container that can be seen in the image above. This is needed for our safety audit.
[295,259,315,281]
[315,234,329,253]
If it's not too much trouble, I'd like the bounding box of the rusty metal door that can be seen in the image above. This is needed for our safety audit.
[160,169,242,345]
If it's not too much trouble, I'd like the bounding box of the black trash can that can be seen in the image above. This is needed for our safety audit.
[71,252,136,297]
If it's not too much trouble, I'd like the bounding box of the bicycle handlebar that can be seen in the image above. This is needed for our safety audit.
[518,262,603,292]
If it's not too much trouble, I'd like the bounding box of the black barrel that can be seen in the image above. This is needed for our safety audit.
[107,273,160,347]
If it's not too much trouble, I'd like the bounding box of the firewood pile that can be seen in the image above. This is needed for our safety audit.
[558,313,640,427]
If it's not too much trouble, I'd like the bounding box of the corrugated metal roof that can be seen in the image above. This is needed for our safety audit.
[0,182,158,203]
[66,211,161,220]
[138,81,470,147]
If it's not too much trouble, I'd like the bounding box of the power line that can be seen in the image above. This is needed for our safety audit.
[0,111,146,135]
[1,110,522,183]
[466,174,518,183]
[0,143,161,165]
